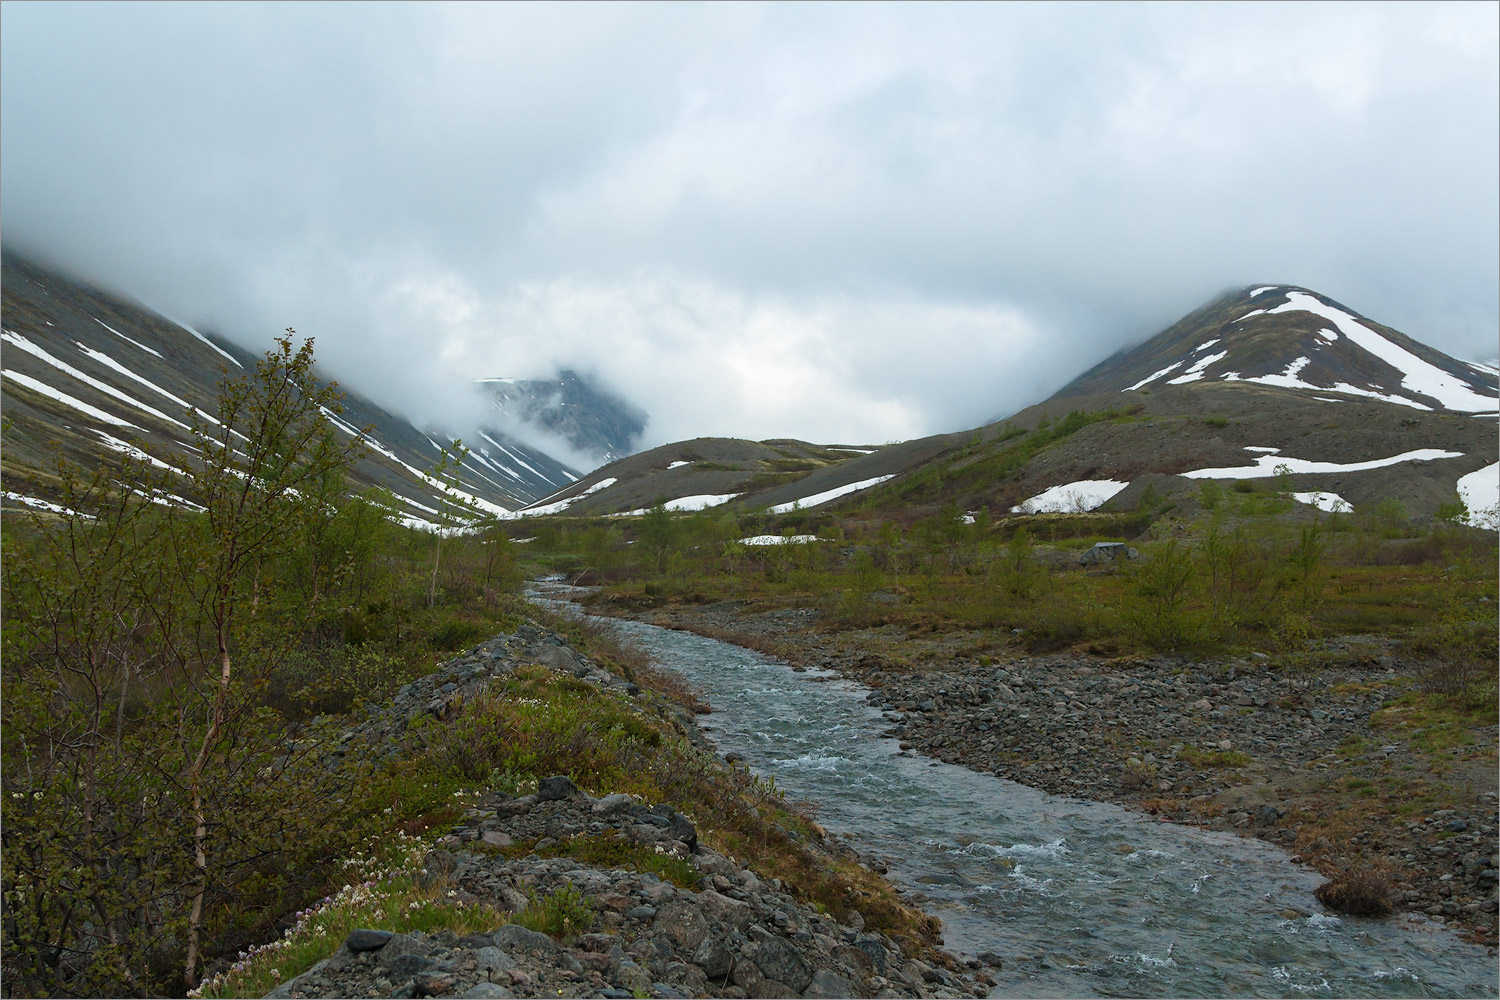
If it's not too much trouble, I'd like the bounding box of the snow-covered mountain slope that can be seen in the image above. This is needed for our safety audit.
[1051,285,1498,414]
[476,369,646,467]
[0,253,580,524]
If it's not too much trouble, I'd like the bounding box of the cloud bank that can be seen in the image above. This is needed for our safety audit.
[3,2,1495,451]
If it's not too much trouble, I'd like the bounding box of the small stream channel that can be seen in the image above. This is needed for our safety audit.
[532,586,1497,997]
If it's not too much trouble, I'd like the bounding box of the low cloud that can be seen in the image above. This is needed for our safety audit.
[3,2,1495,449]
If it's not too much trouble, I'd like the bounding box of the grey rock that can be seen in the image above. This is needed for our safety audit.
[591,792,637,816]
[473,946,514,973]
[669,813,698,852]
[804,968,855,998]
[412,969,461,997]
[460,985,515,999]
[653,900,710,951]
[615,959,652,993]
[697,888,752,930]
[494,923,558,955]
[754,935,814,991]
[852,936,889,975]
[345,928,395,952]
[382,953,434,978]
[692,935,735,978]
[537,774,581,802]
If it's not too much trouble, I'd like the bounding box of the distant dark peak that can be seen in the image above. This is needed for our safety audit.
[476,368,648,464]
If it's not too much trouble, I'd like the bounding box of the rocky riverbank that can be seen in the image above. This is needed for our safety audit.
[255,621,991,1000]
[594,596,1499,948]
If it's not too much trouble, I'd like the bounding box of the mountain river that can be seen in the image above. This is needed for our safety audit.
[531,586,1497,997]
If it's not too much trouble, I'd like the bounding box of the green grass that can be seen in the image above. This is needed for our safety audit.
[1369,692,1492,754]
[1177,747,1251,769]
[480,834,699,888]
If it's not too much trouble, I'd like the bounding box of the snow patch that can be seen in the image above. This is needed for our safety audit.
[620,493,740,516]
[667,461,692,469]
[1249,286,1278,297]
[768,475,895,513]
[1235,309,1266,323]
[1167,350,1228,384]
[1180,448,1463,480]
[1193,339,1220,352]
[3,492,89,517]
[1010,479,1129,514]
[739,534,821,545]
[1291,491,1353,514]
[1244,446,1281,453]
[1456,463,1499,530]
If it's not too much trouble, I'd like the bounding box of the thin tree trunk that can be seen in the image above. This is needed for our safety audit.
[184,639,233,990]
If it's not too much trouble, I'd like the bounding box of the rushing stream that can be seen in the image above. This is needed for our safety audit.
[532,587,1497,997]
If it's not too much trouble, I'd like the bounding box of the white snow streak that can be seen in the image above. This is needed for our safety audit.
[1249,286,1278,297]
[2,332,190,429]
[1266,292,1497,413]
[1180,448,1462,480]
[519,477,618,516]
[173,321,243,368]
[1167,350,1229,384]
[1010,479,1129,514]
[94,318,163,357]
[620,493,741,515]
[768,475,895,513]
[2,370,134,426]
[1124,362,1183,392]
[2,491,88,517]
[739,534,821,545]
[75,342,224,428]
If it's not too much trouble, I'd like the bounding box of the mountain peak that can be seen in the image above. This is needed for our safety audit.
[1051,285,1498,414]
[475,369,647,466]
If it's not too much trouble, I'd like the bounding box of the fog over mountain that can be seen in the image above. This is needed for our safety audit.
[2,2,1495,450]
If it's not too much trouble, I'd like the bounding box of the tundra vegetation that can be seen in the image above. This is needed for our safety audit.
[0,338,933,998]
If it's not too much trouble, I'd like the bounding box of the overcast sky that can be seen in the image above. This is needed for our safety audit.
[3,2,1496,459]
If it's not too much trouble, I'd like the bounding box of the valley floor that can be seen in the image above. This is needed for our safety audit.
[586,595,1500,949]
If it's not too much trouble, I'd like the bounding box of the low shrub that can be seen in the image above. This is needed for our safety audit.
[1314,863,1394,916]
[514,884,593,938]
